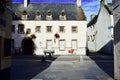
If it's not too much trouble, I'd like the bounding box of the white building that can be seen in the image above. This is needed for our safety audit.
[12,0,87,55]
[87,0,114,54]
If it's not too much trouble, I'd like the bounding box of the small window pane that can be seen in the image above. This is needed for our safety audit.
[22,15,28,20]
[59,40,65,50]
[35,15,41,20]
[72,26,77,33]
[72,40,77,49]
[46,40,52,49]
[59,26,65,32]
[18,24,24,34]
[35,26,40,32]
[47,26,52,32]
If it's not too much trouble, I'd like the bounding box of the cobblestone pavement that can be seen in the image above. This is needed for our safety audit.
[11,55,114,80]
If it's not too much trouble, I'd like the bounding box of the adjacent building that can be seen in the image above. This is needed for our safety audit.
[87,0,114,54]
[12,0,87,55]
[112,0,120,79]
[0,0,12,80]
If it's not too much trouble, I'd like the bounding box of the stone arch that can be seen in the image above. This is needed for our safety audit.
[21,37,36,55]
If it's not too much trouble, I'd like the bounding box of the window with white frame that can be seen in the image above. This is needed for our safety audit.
[22,10,28,20]
[22,15,28,20]
[18,24,24,34]
[46,10,53,20]
[46,26,52,32]
[35,26,40,32]
[46,16,53,20]
[59,10,66,20]
[59,26,65,33]
[46,40,52,50]
[59,40,65,50]
[72,26,77,33]
[35,15,41,20]
[71,39,77,49]
[35,11,41,20]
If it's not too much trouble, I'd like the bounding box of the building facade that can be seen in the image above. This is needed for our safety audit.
[87,0,114,54]
[112,0,120,79]
[12,0,87,55]
[0,0,12,80]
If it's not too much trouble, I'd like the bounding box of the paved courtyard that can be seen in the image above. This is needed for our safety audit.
[11,54,114,80]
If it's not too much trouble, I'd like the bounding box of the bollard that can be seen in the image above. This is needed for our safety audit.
[41,56,46,62]
[80,56,83,62]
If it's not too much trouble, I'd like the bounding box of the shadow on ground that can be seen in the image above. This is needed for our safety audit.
[89,53,114,78]
[11,54,59,80]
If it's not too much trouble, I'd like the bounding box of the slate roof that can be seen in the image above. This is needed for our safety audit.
[12,3,86,20]
[104,5,113,15]
[87,15,98,27]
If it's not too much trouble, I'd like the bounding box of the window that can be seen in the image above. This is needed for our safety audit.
[35,11,41,20]
[46,16,53,20]
[18,24,24,34]
[72,26,77,33]
[22,15,28,20]
[46,26,52,32]
[35,26,40,32]
[26,28,31,34]
[59,15,66,20]
[71,40,77,50]
[22,10,28,20]
[35,15,41,20]
[12,25,15,33]
[59,10,66,20]
[59,40,65,51]
[46,10,53,20]
[46,40,52,49]
[59,26,65,33]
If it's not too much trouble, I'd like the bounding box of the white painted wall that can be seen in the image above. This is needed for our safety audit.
[95,5,113,53]
[87,4,113,54]
[12,20,87,55]
[87,25,96,52]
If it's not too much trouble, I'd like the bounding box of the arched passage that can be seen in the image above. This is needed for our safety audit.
[21,37,36,55]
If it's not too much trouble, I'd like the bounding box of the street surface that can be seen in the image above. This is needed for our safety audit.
[11,54,114,80]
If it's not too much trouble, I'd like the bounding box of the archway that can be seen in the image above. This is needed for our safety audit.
[21,37,36,55]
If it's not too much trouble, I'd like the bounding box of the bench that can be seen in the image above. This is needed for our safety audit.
[43,50,55,57]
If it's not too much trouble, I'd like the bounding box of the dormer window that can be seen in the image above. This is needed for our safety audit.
[22,10,28,20]
[35,11,41,20]
[46,10,53,20]
[59,10,66,20]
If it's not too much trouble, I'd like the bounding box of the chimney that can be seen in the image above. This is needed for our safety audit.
[90,14,96,20]
[76,0,81,7]
[101,0,108,5]
[24,0,30,7]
